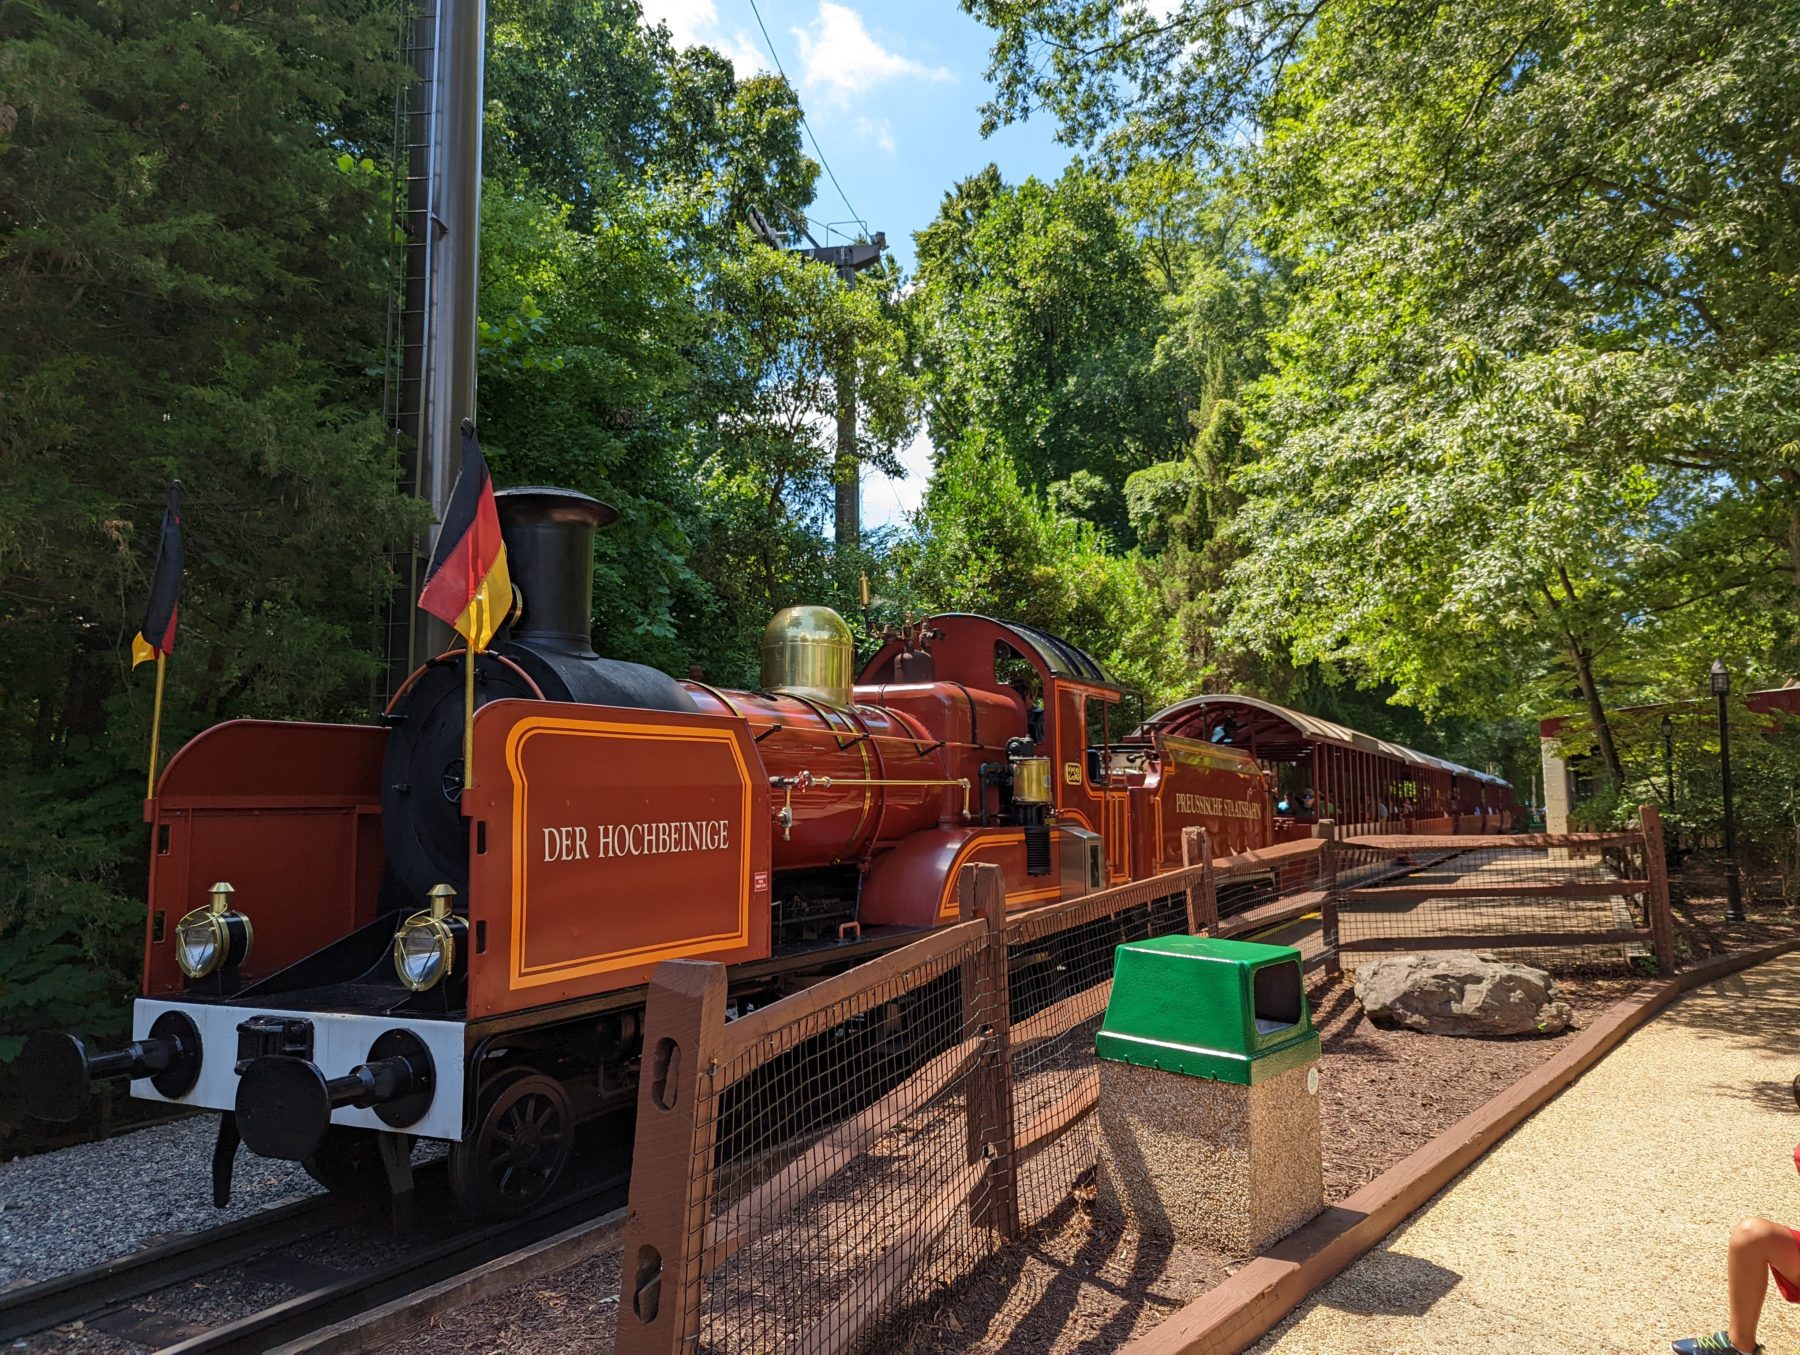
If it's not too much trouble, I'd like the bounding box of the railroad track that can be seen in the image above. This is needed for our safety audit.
[165,1173,630,1354]
[0,1169,629,1353]
[0,1194,346,1345]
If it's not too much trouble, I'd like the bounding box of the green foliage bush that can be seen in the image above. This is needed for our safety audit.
[1564,705,1800,903]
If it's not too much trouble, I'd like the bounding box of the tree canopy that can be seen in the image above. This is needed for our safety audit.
[954,0,1799,777]
[3,0,1796,1072]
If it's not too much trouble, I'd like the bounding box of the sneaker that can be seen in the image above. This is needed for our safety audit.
[1672,1335,1761,1354]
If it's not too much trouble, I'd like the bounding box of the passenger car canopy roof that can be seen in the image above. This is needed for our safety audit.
[1142,693,1507,788]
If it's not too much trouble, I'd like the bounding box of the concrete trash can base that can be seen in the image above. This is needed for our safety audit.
[1095,1058,1321,1254]
[1093,936,1324,1256]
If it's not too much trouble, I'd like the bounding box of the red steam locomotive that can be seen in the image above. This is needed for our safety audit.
[17,485,1506,1216]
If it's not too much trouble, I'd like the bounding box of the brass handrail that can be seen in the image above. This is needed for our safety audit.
[769,772,972,840]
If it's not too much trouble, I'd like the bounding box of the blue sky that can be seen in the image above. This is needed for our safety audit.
[636,0,1083,526]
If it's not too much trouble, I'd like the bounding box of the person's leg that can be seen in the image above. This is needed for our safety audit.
[1728,1217,1800,1351]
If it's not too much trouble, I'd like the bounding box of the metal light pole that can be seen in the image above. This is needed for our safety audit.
[379,0,488,702]
[1711,660,1745,922]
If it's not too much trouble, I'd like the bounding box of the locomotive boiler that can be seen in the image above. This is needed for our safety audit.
[17,483,1278,1218]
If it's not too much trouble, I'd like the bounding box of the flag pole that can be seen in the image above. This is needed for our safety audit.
[463,642,476,795]
[147,651,167,799]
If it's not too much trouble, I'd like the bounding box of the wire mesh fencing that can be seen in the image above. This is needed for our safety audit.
[612,866,1199,1354]
[1322,804,1674,974]
[612,830,1358,1355]
[1001,868,1194,1240]
[1213,834,1332,923]
[614,917,1001,1355]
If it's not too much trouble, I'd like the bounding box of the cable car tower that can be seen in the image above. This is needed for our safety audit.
[748,205,886,555]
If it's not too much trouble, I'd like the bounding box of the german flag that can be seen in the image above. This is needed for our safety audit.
[419,421,512,651]
[131,483,183,668]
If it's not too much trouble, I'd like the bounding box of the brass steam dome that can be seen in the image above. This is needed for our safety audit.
[761,605,855,709]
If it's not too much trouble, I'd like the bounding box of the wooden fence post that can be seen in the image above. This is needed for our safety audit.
[1639,803,1677,977]
[958,863,1019,1240]
[613,959,729,1355]
[1181,826,1218,936]
[1316,820,1341,978]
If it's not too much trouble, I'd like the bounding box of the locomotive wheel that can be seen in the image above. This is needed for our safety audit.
[449,1069,573,1218]
[302,1126,386,1199]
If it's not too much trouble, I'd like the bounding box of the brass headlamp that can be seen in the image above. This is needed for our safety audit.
[175,881,254,980]
[392,883,468,992]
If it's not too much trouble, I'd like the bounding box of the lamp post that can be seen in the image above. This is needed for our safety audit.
[1711,660,1744,922]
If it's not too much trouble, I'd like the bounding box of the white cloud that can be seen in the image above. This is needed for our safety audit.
[864,426,935,529]
[790,2,951,107]
[638,0,717,50]
[638,0,768,74]
[716,30,771,76]
[636,1,947,98]
[855,115,897,155]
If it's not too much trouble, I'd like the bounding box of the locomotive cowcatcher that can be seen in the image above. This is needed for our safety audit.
[16,485,1272,1217]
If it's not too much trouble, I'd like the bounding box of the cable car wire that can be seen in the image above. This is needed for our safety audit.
[743,0,866,234]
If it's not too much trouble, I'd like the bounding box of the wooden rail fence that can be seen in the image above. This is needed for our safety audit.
[612,808,1660,1354]
[1320,804,1674,976]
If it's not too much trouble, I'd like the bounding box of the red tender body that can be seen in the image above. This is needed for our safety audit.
[142,721,386,997]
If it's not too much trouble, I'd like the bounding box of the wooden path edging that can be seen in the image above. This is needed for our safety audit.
[273,1206,628,1353]
[1123,935,1800,1355]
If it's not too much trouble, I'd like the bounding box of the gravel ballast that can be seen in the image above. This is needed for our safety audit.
[0,1115,317,1288]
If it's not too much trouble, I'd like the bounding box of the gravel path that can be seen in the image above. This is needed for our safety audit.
[0,1115,318,1288]
[1254,952,1800,1354]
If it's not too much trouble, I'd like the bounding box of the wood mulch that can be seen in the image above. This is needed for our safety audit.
[390,969,1642,1355]
[872,969,1642,1354]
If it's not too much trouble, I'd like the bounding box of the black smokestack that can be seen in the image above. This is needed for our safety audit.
[493,486,617,656]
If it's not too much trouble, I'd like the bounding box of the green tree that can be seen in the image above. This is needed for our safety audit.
[484,0,667,222]
[484,0,819,251]
[910,166,1179,536]
[962,0,1800,773]
[895,439,1181,701]
[686,236,919,681]
[0,0,418,1059]
[475,179,711,673]
[477,0,831,682]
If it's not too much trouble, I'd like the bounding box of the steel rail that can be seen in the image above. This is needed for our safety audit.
[162,1173,631,1354]
[0,1194,344,1343]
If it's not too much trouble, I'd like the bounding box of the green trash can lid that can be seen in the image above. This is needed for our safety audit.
[1094,935,1319,1085]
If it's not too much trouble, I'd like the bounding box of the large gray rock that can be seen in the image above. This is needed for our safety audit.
[1353,952,1574,1036]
